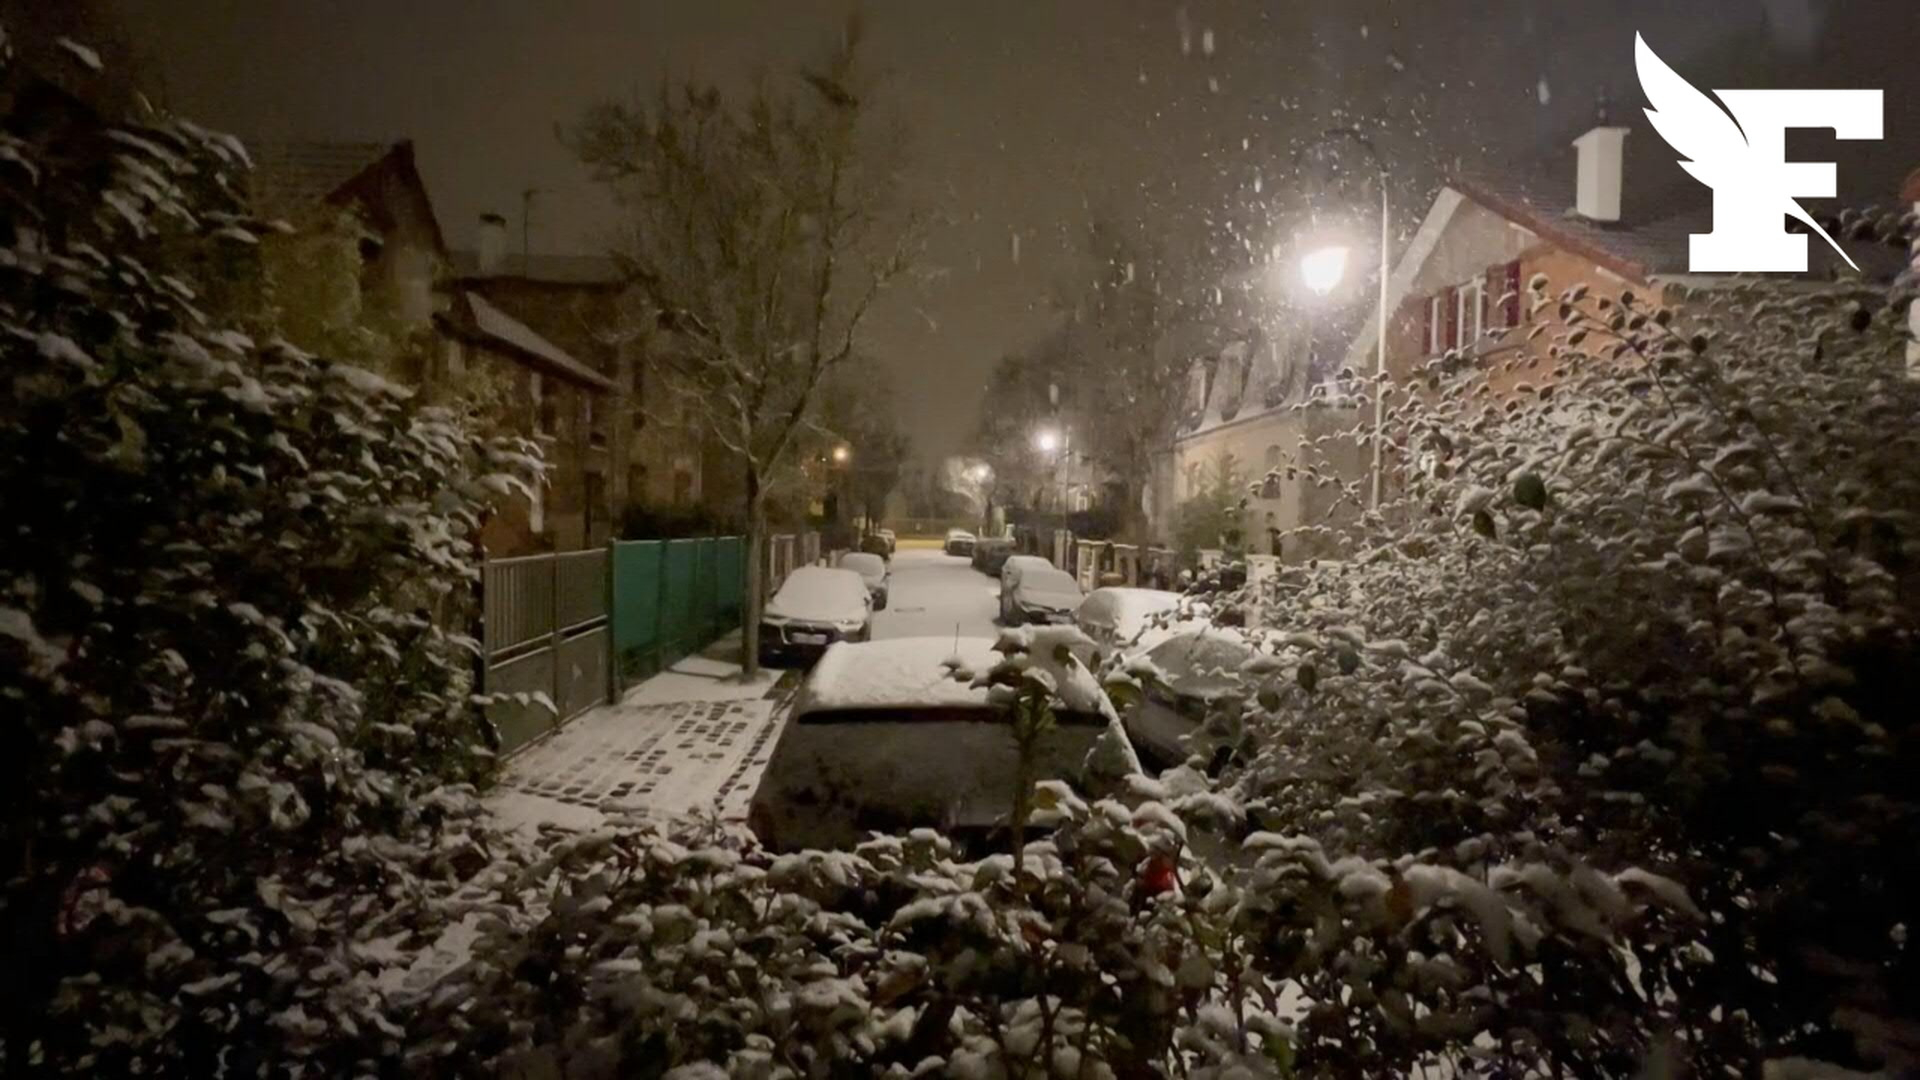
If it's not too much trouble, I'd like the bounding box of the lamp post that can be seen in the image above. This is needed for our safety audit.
[1034,426,1067,557]
[1296,127,1390,511]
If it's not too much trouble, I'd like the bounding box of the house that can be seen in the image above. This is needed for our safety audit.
[246,141,618,555]
[1156,264,1373,562]
[451,217,714,541]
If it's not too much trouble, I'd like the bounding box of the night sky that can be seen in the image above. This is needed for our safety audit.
[118,0,1905,460]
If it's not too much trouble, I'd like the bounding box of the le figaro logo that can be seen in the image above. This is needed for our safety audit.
[1636,33,1882,274]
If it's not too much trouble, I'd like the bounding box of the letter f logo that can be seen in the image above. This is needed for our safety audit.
[1636,33,1882,273]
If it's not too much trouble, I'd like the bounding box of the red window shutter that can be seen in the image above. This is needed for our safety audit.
[1417,294,1432,355]
[1485,266,1504,329]
[1504,260,1523,326]
[1444,286,1460,350]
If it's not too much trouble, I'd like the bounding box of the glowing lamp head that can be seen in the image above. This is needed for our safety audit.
[1300,245,1349,295]
[1034,429,1061,454]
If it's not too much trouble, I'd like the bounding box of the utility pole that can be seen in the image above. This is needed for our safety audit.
[519,187,543,263]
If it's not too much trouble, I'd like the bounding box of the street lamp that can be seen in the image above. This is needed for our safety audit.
[1295,127,1391,511]
[831,444,851,465]
[1299,245,1349,296]
[1033,429,1061,454]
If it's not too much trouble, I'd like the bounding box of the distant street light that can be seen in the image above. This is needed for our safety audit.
[1034,429,1061,454]
[831,445,851,465]
[1299,245,1349,296]
[970,463,991,483]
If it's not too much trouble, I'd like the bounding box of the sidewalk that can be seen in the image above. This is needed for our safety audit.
[486,631,795,836]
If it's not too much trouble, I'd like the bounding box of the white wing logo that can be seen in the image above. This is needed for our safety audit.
[1636,32,1879,274]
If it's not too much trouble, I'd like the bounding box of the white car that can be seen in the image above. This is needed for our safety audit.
[1122,629,1255,768]
[746,634,1140,852]
[837,550,890,609]
[758,566,872,668]
[997,554,1054,620]
[1074,586,1184,654]
[943,529,975,557]
[1003,567,1084,626]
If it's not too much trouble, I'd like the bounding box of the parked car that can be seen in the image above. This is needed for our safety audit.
[944,528,975,557]
[837,550,890,610]
[970,536,1015,575]
[746,635,1140,852]
[1003,567,1084,626]
[875,528,897,556]
[997,554,1054,621]
[758,566,872,668]
[1074,586,1184,654]
[1123,629,1255,768]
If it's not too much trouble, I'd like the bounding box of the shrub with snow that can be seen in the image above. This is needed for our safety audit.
[1199,255,1920,1072]
[0,46,533,1073]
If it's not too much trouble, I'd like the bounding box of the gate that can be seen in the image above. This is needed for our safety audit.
[481,550,611,753]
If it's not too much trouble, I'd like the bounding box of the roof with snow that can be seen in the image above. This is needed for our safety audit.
[449,291,615,392]
[1449,165,1904,285]
[765,566,870,625]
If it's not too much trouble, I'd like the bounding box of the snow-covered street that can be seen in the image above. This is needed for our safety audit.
[870,547,1001,642]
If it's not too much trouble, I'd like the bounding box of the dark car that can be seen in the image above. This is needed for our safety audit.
[943,529,975,557]
[837,551,890,610]
[758,566,873,668]
[1003,566,1084,626]
[971,536,1015,575]
[746,636,1140,852]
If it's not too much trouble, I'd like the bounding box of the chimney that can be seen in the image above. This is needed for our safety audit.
[1572,126,1630,223]
[476,213,507,276]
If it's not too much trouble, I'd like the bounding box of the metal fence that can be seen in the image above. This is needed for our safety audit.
[483,531,815,755]
[481,550,612,754]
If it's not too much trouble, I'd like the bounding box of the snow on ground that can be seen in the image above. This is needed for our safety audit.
[620,648,781,705]
[871,548,1002,641]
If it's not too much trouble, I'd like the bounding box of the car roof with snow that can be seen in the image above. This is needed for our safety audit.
[1076,587,1182,629]
[946,528,974,538]
[1002,554,1051,575]
[837,551,886,582]
[795,631,1119,722]
[1013,567,1082,600]
[1139,629,1254,699]
[765,566,869,623]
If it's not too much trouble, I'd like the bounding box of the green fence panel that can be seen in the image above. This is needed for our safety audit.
[610,540,663,679]
[661,539,697,659]
[698,538,721,644]
[713,536,743,626]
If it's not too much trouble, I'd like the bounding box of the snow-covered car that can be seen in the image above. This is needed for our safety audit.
[746,633,1140,853]
[943,529,975,557]
[758,566,872,668]
[997,554,1054,621]
[970,536,1015,575]
[1074,586,1184,654]
[837,550,890,609]
[1121,629,1255,768]
[874,528,897,556]
[1003,567,1084,626]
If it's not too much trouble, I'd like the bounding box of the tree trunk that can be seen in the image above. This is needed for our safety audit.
[741,466,766,677]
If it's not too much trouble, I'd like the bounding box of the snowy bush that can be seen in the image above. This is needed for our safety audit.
[1202,255,1920,1073]
[0,46,533,1072]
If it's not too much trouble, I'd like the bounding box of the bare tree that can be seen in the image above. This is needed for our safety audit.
[571,16,917,674]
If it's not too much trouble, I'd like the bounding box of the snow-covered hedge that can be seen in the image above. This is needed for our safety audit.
[1196,251,1920,1073]
[0,47,537,1073]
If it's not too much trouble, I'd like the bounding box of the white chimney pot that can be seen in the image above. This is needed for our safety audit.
[476,213,507,276]
[1573,126,1630,223]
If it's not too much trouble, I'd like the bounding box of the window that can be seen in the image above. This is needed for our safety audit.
[1457,277,1485,350]
[1426,294,1447,354]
